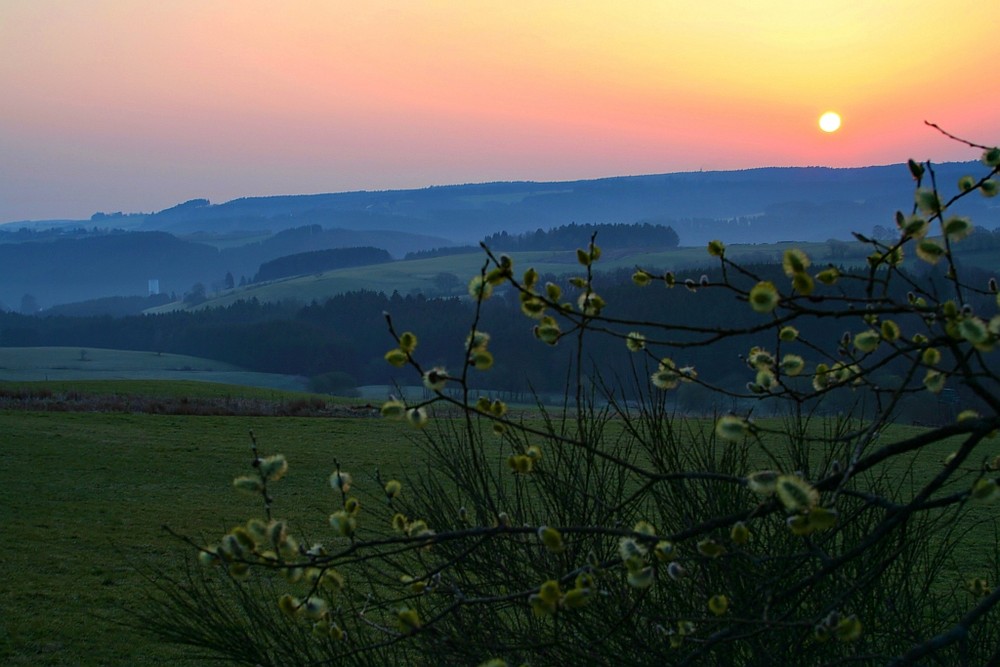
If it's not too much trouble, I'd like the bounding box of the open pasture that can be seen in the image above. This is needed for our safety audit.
[0,405,410,665]
[168,239,863,311]
[1,382,995,664]
[0,347,308,392]
[148,237,1000,315]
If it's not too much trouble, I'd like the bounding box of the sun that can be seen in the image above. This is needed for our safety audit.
[819,111,842,133]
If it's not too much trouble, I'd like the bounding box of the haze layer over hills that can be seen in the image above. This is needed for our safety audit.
[1,162,995,311]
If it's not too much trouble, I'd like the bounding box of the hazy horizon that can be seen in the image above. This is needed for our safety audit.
[0,159,953,226]
[2,1,997,223]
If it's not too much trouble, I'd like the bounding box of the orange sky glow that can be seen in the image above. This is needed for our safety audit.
[1,1,997,222]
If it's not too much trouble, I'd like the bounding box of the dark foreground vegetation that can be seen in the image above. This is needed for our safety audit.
[128,140,1000,665]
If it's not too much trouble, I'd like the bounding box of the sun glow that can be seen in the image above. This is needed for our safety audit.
[0,2,997,222]
[819,111,842,133]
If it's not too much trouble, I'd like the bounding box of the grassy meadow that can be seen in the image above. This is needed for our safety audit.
[2,379,997,664]
[152,240,859,312]
[145,239,1000,314]
[0,384,413,666]
[0,347,308,392]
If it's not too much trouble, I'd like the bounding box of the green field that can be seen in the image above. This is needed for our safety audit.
[0,347,308,392]
[1,400,412,665]
[144,239,1000,313]
[2,379,996,665]
[149,240,860,312]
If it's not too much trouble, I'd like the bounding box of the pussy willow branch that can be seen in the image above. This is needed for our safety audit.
[774,429,988,608]
[924,121,995,151]
[458,260,501,516]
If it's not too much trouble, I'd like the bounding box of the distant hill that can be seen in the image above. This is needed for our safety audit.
[217,224,449,269]
[4,162,998,310]
[0,225,447,310]
[0,231,220,308]
[45,294,173,318]
[128,162,997,244]
[6,164,997,248]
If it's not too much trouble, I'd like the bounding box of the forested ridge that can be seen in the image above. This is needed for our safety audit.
[254,246,392,282]
[481,221,679,251]
[405,222,677,260]
[2,262,993,420]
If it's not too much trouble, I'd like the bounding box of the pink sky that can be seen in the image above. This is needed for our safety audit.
[1,1,997,223]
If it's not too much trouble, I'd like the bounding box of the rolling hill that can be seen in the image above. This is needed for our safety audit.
[4,162,997,311]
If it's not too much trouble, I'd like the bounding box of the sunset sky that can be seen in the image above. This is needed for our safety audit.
[1,1,997,223]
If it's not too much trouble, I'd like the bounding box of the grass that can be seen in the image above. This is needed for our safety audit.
[2,381,995,665]
[146,238,1000,314]
[154,239,873,312]
[0,347,309,392]
[0,407,411,666]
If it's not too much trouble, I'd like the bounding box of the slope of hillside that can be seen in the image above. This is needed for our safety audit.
[0,347,307,391]
[6,163,998,311]
[150,239,862,312]
[0,226,447,310]
[131,162,997,244]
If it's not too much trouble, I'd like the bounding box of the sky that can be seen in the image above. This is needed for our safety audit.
[1,1,997,223]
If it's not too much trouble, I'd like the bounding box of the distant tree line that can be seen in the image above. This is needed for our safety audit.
[1,262,993,420]
[253,247,392,282]
[404,222,681,261]
[0,226,132,244]
[403,245,480,261]
[482,221,680,251]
